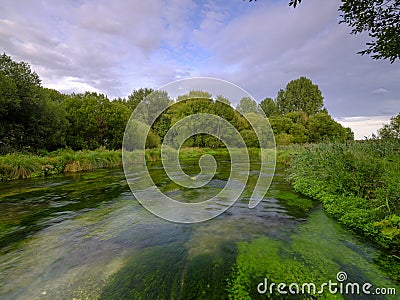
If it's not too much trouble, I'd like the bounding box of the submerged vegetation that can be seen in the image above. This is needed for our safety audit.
[228,209,399,299]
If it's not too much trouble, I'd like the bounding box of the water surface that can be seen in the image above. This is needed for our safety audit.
[0,158,398,299]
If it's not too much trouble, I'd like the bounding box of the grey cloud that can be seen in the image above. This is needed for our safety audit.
[1,0,399,131]
[1,0,198,97]
[188,0,400,119]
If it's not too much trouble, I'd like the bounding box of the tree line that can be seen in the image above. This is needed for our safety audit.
[0,53,374,154]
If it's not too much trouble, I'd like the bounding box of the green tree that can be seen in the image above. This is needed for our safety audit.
[123,88,154,111]
[236,97,262,115]
[284,111,309,126]
[214,96,238,125]
[38,88,68,150]
[124,120,160,150]
[306,112,353,142]
[176,90,212,102]
[378,113,400,140]
[260,97,280,117]
[288,0,400,63]
[104,101,131,149]
[269,116,294,134]
[166,96,216,147]
[0,54,68,152]
[240,129,259,148]
[63,92,111,150]
[215,95,231,105]
[276,77,324,115]
[289,123,309,143]
[134,90,171,125]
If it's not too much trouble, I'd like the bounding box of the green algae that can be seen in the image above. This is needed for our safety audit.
[228,209,399,299]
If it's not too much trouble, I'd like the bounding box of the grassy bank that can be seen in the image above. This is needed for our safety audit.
[0,147,266,181]
[0,148,122,181]
[286,139,400,255]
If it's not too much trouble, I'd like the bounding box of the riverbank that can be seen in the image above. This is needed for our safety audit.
[0,147,279,181]
[0,148,122,181]
[286,139,400,278]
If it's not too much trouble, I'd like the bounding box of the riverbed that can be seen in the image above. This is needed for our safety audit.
[0,157,398,299]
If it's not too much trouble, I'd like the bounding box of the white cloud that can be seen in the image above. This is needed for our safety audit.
[336,116,392,140]
[371,88,389,95]
[45,76,101,94]
[0,0,399,137]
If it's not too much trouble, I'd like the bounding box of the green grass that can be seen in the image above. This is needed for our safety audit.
[286,139,400,253]
[0,148,123,181]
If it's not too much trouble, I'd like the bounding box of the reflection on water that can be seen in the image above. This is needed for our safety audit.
[0,159,398,299]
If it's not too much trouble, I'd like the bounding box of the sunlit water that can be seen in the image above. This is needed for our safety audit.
[0,157,398,299]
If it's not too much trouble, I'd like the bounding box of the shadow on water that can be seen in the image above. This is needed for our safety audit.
[0,157,398,299]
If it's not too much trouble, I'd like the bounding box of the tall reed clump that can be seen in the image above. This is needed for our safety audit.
[287,139,400,252]
[0,154,42,180]
[276,144,303,165]
[59,148,122,172]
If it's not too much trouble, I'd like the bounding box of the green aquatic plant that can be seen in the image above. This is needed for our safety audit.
[99,243,187,300]
[228,210,399,299]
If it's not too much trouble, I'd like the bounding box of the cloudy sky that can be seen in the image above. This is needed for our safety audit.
[1,0,399,139]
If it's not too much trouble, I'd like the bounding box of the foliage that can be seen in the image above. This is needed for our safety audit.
[260,97,280,117]
[236,97,262,115]
[307,112,350,143]
[289,123,309,143]
[379,112,400,140]
[0,149,122,181]
[269,112,352,145]
[115,88,154,111]
[287,139,400,252]
[288,0,400,63]
[339,0,400,63]
[176,90,212,102]
[63,92,131,150]
[0,53,354,152]
[276,76,324,115]
[0,53,68,153]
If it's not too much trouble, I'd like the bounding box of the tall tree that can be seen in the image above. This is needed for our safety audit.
[63,92,112,150]
[236,97,262,115]
[124,88,154,111]
[176,90,213,102]
[0,54,68,152]
[276,76,324,115]
[260,97,280,117]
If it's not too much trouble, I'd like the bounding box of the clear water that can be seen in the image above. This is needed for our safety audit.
[0,158,398,299]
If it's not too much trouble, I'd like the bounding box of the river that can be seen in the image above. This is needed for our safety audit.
[0,156,398,299]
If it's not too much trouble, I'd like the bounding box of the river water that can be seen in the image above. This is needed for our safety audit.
[0,157,398,299]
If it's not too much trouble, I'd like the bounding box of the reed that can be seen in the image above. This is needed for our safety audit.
[287,139,400,252]
[0,148,123,181]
